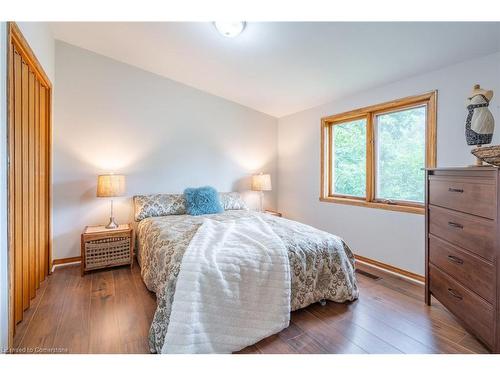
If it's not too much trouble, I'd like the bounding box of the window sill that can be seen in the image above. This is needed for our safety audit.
[319,196,424,215]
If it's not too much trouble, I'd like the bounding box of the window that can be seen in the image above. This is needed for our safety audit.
[320,92,436,214]
[332,117,366,197]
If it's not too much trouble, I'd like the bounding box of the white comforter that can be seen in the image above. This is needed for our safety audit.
[161,216,291,353]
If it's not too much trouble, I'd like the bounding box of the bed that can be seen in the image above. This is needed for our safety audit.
[134,194,359,353]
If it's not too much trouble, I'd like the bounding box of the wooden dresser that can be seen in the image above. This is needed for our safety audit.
[426,167,499,353]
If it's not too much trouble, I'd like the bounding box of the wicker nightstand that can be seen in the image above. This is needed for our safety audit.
[80,224,134,276]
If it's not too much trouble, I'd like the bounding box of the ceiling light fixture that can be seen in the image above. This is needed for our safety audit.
[213,22,246,38]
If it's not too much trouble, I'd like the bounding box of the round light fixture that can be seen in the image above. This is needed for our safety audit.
[213,22,246,38]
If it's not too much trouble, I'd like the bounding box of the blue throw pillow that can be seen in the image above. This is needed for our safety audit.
[184,186,224,216]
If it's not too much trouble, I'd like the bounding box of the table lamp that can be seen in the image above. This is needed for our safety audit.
[251,173,272,212]
[97,174,126,229]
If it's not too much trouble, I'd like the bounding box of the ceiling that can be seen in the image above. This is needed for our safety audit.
[49,22,500,118]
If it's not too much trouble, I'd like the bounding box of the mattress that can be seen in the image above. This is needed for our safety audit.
[136,210,359,353]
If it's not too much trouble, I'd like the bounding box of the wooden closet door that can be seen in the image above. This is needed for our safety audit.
[39,85,49,280]
[8,22,52,340]
[28,69,36,301]
[21,59,29,311]
[34,80,40,289]
[12,48,23,325]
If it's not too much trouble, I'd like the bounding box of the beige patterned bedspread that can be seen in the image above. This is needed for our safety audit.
[137,210,359,353]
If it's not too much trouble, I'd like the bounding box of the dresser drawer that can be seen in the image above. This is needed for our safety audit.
[429,177,496,219]
[429,235,495,303]
[429,264,494,347]
[429,205,495,261]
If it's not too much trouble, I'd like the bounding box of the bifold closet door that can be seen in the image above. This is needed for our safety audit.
[9,23,52,330]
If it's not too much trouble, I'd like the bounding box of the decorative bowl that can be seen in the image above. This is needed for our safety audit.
[471,145,500,166]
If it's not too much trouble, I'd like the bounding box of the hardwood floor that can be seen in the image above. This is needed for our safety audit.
[12,260,490,354]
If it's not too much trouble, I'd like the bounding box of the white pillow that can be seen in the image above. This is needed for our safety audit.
[219,192,249,211]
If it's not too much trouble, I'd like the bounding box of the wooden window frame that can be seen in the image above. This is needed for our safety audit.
[320,91,437,215]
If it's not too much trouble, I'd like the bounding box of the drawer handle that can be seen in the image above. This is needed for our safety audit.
[447,255,464,265]
[447,288,463,300]
[447,221,463,229]
[448,188,464,193]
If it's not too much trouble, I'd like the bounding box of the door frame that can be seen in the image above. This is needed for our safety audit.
[7,22,52,348]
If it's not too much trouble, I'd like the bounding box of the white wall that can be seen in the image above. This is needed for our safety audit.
[0,22,54,351]
[278,52,500,275]
[53,41,278,260]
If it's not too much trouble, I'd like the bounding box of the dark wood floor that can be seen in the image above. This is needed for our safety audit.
[12,260,490,354]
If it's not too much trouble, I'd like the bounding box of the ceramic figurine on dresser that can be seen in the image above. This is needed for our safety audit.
[465,84,497,166]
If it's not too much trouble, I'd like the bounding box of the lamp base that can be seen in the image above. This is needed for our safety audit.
[105,217,119,229]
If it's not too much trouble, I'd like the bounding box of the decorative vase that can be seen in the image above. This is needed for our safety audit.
[465,84,495,166]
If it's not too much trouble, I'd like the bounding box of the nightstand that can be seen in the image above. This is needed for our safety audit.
[81,224,134,276]
[264,210,282,217]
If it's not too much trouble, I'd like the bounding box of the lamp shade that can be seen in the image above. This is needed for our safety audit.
[251,173,272,191]
[96,174,126,197]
